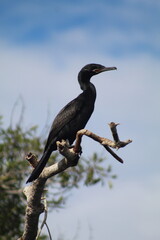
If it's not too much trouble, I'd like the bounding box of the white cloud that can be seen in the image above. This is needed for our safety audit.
[44,177,160,240]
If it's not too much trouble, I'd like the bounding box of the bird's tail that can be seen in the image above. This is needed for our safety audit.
[26,148,52,183]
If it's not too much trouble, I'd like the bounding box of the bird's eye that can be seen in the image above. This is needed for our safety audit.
[92,69,99,73]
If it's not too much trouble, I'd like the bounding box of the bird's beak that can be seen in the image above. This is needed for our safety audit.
[94,66,117,73]
[100,66,117,72]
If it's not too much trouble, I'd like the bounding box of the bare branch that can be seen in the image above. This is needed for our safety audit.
[108,122,120,142]
[20,145,80,240]
[26,152,39,168]
[41,140,80,179]
[21,123,132,239]
[36,194,52,240]
[108,122,132,149]
[73,123,132,164]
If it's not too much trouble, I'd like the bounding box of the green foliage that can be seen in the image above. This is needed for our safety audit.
[0,115,116,239]
[0,117,45,239]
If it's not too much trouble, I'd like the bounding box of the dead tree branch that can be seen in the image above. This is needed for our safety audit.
[19,145,79,240]
[19,123,132,240]
[74,122,132,163]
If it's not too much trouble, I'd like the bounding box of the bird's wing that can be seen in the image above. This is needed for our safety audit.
[44,92,86,151]
[26,93,87,183]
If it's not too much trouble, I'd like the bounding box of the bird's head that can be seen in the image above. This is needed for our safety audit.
[78,63,117,90]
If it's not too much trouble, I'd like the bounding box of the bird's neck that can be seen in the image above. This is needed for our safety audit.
[81,81,97,101]
[87,82,96,102]
[78,74,92,91]
[78,74,96,99]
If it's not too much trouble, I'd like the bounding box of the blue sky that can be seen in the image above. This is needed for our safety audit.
[1,0,160,239]
[1,0,159,56]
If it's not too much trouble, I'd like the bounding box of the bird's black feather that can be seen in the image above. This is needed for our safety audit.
[26,63,116,183]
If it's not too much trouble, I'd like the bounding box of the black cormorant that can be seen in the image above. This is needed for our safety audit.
[26,63,117,183]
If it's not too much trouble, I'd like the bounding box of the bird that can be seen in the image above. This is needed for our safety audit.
[26,63,117,183]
